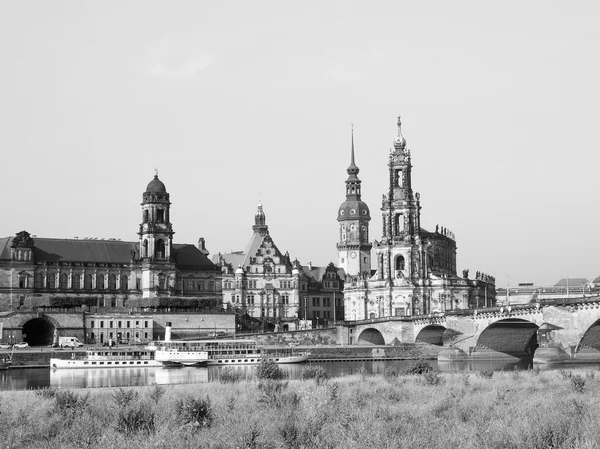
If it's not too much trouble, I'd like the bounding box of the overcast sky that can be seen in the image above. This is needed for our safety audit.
[1,1,599,287]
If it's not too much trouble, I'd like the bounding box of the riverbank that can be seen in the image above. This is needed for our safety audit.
[1,365,600,447]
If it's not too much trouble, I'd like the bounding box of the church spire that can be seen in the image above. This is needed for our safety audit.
[393,115,407,151]
[347,124,359,176]
[345,125,362,199]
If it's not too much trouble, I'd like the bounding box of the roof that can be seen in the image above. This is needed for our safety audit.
[0,236,217,271]
[301,265,345,282]
[146,175,167,193]
[554,278,589,287]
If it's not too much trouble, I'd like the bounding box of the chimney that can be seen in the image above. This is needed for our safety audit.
[165,322,172,342]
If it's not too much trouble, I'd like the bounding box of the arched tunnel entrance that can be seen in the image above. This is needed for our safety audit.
[22,318,55,346]
[357,328,385,345]
[415,325,446,346]
[476,319,538,357]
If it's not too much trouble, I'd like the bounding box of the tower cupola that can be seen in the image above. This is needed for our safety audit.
[252,202,269,235]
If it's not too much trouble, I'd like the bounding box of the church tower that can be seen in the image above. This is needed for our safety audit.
[139,171,176,297]
[376,116,423,281]
[337,128,372,278]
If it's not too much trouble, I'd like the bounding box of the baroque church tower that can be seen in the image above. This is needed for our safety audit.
[139,171,176,297]
[376,116,424,282]
[337,128,372,278]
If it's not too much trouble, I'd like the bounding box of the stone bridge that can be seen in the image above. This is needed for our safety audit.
[341,296,600,360]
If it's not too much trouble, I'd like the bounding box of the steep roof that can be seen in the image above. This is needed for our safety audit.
[554,278,589,287]
[0,236,217,271]
[301,265,345,282]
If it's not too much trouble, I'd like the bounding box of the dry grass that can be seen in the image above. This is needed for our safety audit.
[2,368,600,448]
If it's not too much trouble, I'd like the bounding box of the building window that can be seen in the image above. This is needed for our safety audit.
[100,321,104,328]
[156,209,164,223]
[72,273,80,290]
[135,321,139,327]
[143,209,148,222]
[34,273,43,289]
[185,279,194,291]
[208,281,214,292]
[198,280,205,291]
[248,294,255,305]
[395,255,405,271]
[158,274,166,290]
[126,321,130,328]
[109,321,113,328]
[144,332,148,339]
[47,273,56,289]
[111,297,116,307]
[90,320,95,328]
[97,274,105,290]
[144,321,148,328]
[108,275,117,290]
[143,239,148,258]
[118,321,122,328]
[84,274,93,289]
[120,275,128,291]
[282,294,289,305]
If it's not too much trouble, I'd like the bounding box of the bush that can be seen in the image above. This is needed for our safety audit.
[403,359,432,375]
[117,405,156,435]
[477,370,494,379]
[218,367,242,384]
[55,390,89,414]
[571,375,586,393]
[176,396,213,429]
[300,365,330,385]
[33,387,58,400]
[383,367,401,381]
[149,384,165,404]
[113,388,138,408]
[423,371,443,386]
[255,358,286,381]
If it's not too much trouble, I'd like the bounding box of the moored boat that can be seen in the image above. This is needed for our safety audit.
[50,347,162,369]
[153,338,309,366]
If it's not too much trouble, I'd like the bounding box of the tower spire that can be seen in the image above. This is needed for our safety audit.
[394,115,407,150]
[347,124,359,176]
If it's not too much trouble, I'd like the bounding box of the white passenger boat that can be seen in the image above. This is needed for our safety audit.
[153,339,309,366]
[50,348,161,369]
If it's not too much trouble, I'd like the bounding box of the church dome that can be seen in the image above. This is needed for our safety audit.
[338,200,371,221]
[146,174,167,193]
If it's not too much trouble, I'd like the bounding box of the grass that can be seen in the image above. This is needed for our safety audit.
[4,367,600,448]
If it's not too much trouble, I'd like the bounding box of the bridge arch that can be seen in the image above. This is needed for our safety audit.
[415,325,446,346]
[476,318,538,357]
[577,319,600,352]
[357,328,385,345]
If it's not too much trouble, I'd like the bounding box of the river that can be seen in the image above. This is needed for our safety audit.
[0,358,596,391]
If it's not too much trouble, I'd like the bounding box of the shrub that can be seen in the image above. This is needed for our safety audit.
[383,367,401,381]
[113,388,138,408]
[359,362,369,380]
[403,359,432,375]
[176,396,213,429]
[571,375,586,393]
[149,384,165,404]
[300,365,330,385]
[477,370,494,379]
[558,369,572,380]
[218,367,242,384]
[116,405,156,435]
[33,387,58,400]
[423,371,443,386]
[55,390,89,414]
[255,358,286,381]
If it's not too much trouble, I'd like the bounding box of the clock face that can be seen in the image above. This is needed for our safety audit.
[350,252,357,259]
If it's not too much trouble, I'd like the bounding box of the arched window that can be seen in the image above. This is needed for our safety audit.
[47,273,56,289]
[59,273,68,290]
[120,275,128,291]
[155,239,165,259]
[97,274,105,290]
[143,240,148,258]
[34,273,43,289]
[108,274,117,290]
[395,255,405,271]
[84,274,93,289]
[72,273,80,290]
[158,274,166,290]
[143,209,148,222]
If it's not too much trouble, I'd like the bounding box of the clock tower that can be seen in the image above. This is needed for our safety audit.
[337,128,372,278]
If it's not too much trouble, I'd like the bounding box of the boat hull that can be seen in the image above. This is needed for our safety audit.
[208,354,309,366]
[50,358,162,369]
[154,350,209,367]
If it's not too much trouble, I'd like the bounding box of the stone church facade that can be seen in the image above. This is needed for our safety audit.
[339,118,496,320]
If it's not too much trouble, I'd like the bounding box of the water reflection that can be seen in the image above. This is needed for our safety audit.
[0,357,597,391]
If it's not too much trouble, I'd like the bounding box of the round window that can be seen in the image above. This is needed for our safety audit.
[350,209,356,215]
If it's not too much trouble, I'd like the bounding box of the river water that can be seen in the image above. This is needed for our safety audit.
[1,358,596,391]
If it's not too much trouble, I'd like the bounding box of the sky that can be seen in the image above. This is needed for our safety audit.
[1,1,599,287]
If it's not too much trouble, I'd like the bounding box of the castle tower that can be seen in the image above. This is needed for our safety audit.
[138,171,176,297]
[337,127,372,278]
[376,116,423,282]
[252,202,269,236]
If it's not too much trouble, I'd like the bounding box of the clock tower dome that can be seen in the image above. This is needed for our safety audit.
[337,127,372,278]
